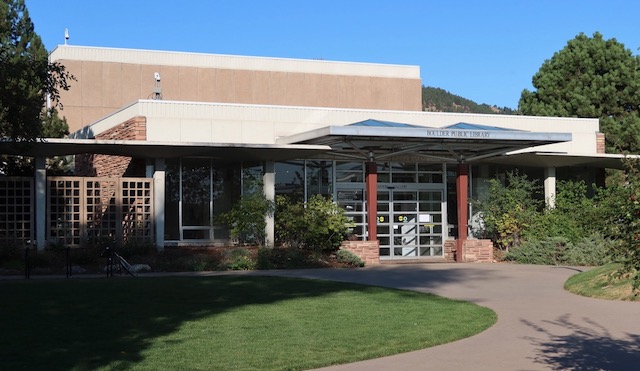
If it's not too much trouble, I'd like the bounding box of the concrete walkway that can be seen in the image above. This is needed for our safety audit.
[251,263,640,371]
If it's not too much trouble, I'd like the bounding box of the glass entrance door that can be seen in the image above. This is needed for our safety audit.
[377,187,443,259]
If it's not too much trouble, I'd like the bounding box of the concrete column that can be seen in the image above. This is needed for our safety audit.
[544,167,556,209]
[35,157,46,251]
[263,161,275,247]
[154,158,166,251]
[456,163,469,262]
[365,162,378,241]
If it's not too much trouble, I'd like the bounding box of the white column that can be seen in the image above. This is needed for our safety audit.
[263,161,275,247]
[544,167,556,209]
[154,158,166,251]
[35,157,46,251]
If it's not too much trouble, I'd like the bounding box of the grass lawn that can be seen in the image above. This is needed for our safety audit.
[565,263,639,301]
[1,275,496,370]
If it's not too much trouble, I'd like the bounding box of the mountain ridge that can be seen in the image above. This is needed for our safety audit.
[422,86,518,115]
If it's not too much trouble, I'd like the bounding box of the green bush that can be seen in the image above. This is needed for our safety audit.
[563,233,613,266]
[275,194,352,251]
[507,234,613,266]
[472,171,542,251]
[217,192,275,246]
[220,248,256,270]
[336,249,365,267]
[506,237,569,265]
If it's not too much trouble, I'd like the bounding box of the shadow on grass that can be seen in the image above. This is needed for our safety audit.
[0,276,356,370]
[523,314,640,370]
[0,265,497,370]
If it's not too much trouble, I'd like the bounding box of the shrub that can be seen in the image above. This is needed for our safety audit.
[507,234,613,266]
[275,194,352,252]
[217,192,275,246]
[336,249,365,267]
[506,237,569,265]
[256,246,334,269]
[563,233,613,266]
[220,248,256,270]
[473,171,542,251]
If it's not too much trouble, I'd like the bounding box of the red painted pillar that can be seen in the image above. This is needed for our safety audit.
[456,163,469,262]
[365,162,378,241]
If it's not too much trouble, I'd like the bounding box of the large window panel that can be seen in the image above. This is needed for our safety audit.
[181,158,211,227]
[306,160,333,199]
[275,161,305,203]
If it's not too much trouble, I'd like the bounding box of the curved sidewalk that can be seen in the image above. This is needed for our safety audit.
[255,263,640,370]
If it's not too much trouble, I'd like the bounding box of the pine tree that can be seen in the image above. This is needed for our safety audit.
[519,32,640,153]
[0,0,73,141]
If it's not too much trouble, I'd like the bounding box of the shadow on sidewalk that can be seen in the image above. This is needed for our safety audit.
[522,314,640,370]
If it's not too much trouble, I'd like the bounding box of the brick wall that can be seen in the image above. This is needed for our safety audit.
[596,132,606,154]
[444,239,494,263]
[444,240,456,262]
[75,116,147,177]
[340,240,380,265]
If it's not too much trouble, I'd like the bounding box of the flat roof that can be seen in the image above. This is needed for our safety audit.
[482,152,635,169]
[0,139,330,161]
[49,45,420,79]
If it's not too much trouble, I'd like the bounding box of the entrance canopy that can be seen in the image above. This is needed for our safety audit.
[277,119,572,162]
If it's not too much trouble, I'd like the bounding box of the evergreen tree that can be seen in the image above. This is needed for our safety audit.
[0,0,73,141]
[519,32,640,153]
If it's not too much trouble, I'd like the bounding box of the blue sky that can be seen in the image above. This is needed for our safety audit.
[25,0,640,109]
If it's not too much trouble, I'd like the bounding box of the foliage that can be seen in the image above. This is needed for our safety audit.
[219,247,256,270]
[217,192,275,246]
[506,236,569,265]
[519,32,640,153]
[422,86,517,114]
[472,171,542,251]
[256,246,316,269]
[0,0,74,141]
[607,157,640,290]
[275,194,352,251]
[507,234,612,266]
[524,180,615,244]
[563,233,613,267]
[0,108,72,175]
[336,249,365,267]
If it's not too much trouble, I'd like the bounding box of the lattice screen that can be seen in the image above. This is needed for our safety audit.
[0,177,33,246]
[48,178,83,246]
[121,180,153,243]
[47,177,154,247]
[85,179,118,244]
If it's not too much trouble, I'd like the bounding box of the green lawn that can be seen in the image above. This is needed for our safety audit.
[565,263,639,301]
[1,276,496,370]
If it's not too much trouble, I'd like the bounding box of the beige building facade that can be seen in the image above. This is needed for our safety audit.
[19,45,620,262]
[50,45,422,133]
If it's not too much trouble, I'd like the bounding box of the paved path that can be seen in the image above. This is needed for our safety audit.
[251,263,640,371]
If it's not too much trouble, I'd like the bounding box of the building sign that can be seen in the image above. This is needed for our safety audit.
[424,130,491,138]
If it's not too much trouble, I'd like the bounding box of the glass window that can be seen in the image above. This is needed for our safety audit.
[276,161,305,203]
[336,161,364,183]
[164,159,180,240]
[242,162,263,195]
[306,160,333,199]
[181,158,211,227]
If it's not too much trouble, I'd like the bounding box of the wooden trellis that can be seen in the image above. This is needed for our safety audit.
[47,177,153,247]
[0,177,34,246]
